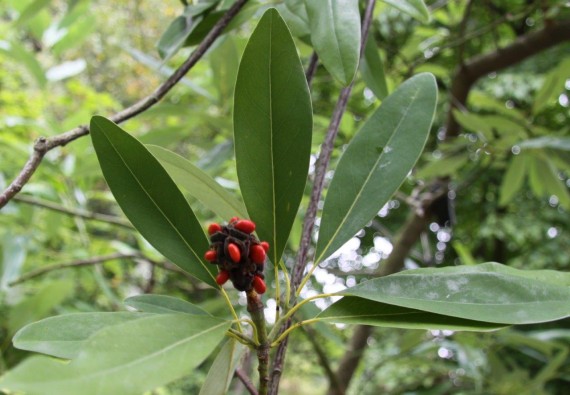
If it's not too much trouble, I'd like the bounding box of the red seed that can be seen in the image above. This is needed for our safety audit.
[227,243,241,263]
[235,219,256,234]
[252,276,266,294]
[229,216,239,224]
[216,270,230,285]
[208,223,222,235]
[250,244,266,264]
[204,250,217,262]
[260,241,270,252]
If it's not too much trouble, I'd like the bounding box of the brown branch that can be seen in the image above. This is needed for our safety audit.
[446,18,570,138]
[268,2,377,394]
[13,195,133,229]
[235,368,259,395]
[305,52,319,87]
[246,290,269,395]
[0,0,250,210]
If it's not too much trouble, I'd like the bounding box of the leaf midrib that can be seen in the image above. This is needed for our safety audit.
[316,87,420,263]
[94,120,213,282]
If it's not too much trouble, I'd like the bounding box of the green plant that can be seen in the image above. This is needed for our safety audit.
[1,1,570,394]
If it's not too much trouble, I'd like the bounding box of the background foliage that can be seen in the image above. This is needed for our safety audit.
[1,0,569,394]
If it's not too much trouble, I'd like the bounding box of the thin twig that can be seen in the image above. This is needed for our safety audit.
[301,325,342,392]
[13,195,133,229]
[268,2,377,394]
[305,52,319,87]
[8,253,140,285]
[235,368,259,395]
[0,0,250,210]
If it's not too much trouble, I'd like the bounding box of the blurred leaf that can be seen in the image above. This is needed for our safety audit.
[147,145,248,220]
[210,36,239,105]
[8,280,74,336]
[1,235,26,291]
[452,241,477,266]
[124,294,210,315]
[16,0,52,26]
[318,297,505,331]
[316,73,437,263]
[13,312,151,359]
[156,13,196,61]
[452,109,493,140]
[518,136,570,151]
[360,35,388,99]
[382,0,430,23]
[0,40,47,87]
[234,9,312,265]
[0,314,230,395]
[533,58,570,115]
[304,0,361,85]
[416,154,468,179]
[52,16,97,55]
[499,154,529,206]
[89,116,216,287]
[199,339,245,395]
[335,262,570,324]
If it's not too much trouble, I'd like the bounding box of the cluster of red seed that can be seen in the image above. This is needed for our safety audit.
[204,217,268,294]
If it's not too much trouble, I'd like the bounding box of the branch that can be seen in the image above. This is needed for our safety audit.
[302,326,342,393]
[13,195,133,229]
[246,290,269,395]
[268,2,377,394]
[0,0,250,210]
[8,253,140,285]
[8,252,195,286]
[235,368,259,395]
[446,18,570,137]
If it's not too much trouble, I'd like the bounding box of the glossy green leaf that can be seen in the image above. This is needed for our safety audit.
[89,116,216,287]
[499,154,529,206]
[360,36,388,99]
[147,145,247,220]
[304,0,361,85]
[234,9,312,265]
[382,0,430,23]
[0,314,230,395]
[316,73,437,263]
[336,263,570,325]
[13,312,151,359]
[318,297,505,331]
[199,339,245,395]
[277,0,310,38]
[124,294,210,315]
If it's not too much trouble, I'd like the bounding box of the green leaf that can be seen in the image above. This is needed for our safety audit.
[499,154,529,206]
[360,36,388,99]
[234,9,312,265]
[0,41,47,88]
[452,109,493,140]
[157,14,196,61]
[382,0,431,23]
[0,314,230,395]
[336,263,570,325]
[416,154,469,179]
[210,36,240,105]
[519,136,570,151]
[304,0,361,85]
[13,312,151,359]
[533,58,570,115]
[277,0,310,38]
[124,294,210,315]
[89,116,216,287]
[199,339,245,395]
[16,0,52,26]
[318,297,505,331]
[532,157,570,210]
[146,145,247,220]
[8,280,74,337]
[316,73,437,263]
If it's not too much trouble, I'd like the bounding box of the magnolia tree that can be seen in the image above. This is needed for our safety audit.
[1,1,570,395]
